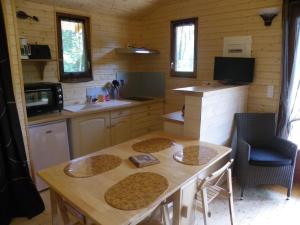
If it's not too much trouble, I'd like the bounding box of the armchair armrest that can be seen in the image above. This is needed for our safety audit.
[270,137,298,162]
[237,139,251,165]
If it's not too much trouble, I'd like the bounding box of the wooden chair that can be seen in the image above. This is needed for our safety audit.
[138,200,172,225]
[195,159,235,225]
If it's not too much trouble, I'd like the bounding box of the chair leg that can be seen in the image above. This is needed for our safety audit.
[287,188,291,200]
[240,187,244,200]
[227,169,235,225]
[201,188,209,225]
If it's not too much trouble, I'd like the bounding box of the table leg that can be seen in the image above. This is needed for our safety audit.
[172,189,182,225]
[50,189,60,225]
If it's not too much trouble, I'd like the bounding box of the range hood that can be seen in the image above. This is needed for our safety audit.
[115,47,160,55]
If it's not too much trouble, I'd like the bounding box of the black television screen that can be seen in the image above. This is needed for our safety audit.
[213,57,255,83]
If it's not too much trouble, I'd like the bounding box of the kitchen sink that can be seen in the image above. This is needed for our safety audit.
[64,100,132,112]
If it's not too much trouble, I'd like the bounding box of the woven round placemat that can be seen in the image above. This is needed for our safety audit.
[64,154,122,178]
[132,138,174,153]
[173,145,218,166]
[105,172,168,210]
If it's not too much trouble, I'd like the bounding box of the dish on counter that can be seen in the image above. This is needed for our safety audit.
[64,154,122,178]
[173,145,218,166]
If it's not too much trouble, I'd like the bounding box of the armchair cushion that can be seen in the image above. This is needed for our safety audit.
[249,148,293,167]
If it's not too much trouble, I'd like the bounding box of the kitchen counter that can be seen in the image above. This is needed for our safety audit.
[39,131,231,225]
[171,84,248,144]
[27,98,164,126]
[173,84,249,97]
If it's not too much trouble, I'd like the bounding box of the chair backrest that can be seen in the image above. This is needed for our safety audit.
[235,113,276,148]
[199,159,234,189]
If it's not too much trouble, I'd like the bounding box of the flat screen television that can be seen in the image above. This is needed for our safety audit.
[213,57,255,84]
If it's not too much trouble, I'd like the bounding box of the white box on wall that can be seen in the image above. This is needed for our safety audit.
[223,36,252,57]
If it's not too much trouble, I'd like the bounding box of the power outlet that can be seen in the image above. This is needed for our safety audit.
[266,85,274,98]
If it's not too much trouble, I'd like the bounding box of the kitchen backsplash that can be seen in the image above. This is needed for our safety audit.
[116,72,165,99]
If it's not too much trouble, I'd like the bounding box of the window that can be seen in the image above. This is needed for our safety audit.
[56,13,92,82]
[170,18,198,77]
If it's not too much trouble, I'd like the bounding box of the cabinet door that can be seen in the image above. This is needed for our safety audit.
[70,113,110,158]
[29,120,70,191]
[111,116,131,145]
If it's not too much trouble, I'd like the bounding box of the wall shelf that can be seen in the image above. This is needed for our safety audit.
[21,59,56,79]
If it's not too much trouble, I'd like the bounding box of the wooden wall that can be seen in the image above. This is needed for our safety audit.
[135,0,282,113]
[15,0,283,111]
[16,0,143,105]
[1,0,30,162]
[3,0,284,163]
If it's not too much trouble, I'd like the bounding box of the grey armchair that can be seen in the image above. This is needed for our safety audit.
[233,113,298,199]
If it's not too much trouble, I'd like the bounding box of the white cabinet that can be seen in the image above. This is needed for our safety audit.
[69,112,110,158]
[29,120,70,191]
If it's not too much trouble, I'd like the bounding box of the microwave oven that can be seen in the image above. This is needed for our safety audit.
[24,82,63,116]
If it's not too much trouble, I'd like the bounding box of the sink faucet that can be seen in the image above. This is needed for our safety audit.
[86,96,93,104]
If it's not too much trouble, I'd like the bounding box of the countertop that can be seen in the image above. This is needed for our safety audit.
[173,84,249,97]
[27,98,164,126]
[39,131,231,225]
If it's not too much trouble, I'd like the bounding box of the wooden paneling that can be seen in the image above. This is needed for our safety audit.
[25,0,174,18]
[16,0,143,105]
[134,0,282,114]
[16,0,282,112]
[1,0,31,164]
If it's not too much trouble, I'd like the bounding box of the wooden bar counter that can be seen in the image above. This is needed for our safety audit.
[39,132,231,225]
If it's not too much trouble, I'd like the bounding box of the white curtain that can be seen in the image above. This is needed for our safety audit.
[288,19,300,147]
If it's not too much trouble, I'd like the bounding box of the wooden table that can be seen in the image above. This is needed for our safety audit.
[39,132,231,225]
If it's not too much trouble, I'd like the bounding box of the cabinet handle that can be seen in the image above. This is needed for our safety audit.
[45,130,52,134]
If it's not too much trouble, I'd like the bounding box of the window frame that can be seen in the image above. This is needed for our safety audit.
[170,17,198,78]
[56,13,93,83]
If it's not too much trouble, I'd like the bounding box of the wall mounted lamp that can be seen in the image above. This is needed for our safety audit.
[259,7,280,26]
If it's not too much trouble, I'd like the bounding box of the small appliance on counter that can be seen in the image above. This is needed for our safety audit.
[29,44,51,59]
[19,36,52,60]
[24,82,63,117]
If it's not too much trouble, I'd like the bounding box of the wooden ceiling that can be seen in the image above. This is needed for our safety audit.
[26,0,177,18]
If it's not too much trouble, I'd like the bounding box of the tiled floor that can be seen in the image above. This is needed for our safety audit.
[11,182,300,225]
